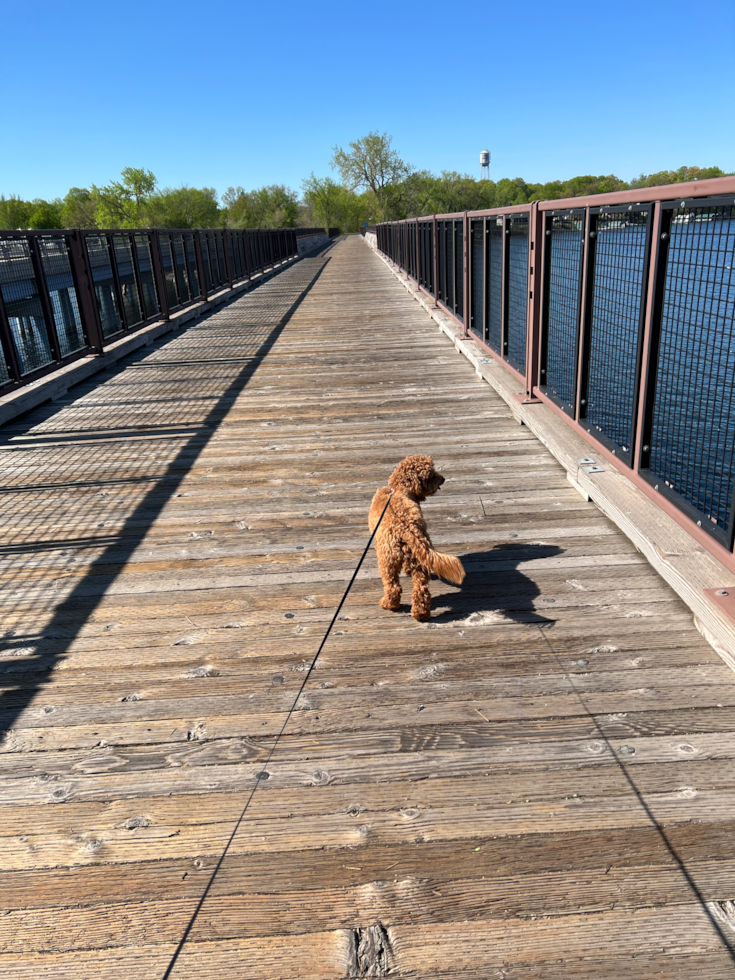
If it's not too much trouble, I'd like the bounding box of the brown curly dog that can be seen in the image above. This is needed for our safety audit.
[369,455,465,622]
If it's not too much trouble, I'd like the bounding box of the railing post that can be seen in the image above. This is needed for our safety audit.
[194,231,208,302]
[149,230,170,322]
[483,216,489,345]
[463,212,470,336]
[636,200,668,475]
[68,230,105,353]
[416,220,420,286]
[432,216,438,306]
[501,215,509,358]
[525,202,543,398]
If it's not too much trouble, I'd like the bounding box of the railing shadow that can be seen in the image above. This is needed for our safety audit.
[0,255,332,743]
[431,542,564,624]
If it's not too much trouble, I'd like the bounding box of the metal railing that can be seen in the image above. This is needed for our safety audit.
[0,226,336,393]
[375,176,735,569]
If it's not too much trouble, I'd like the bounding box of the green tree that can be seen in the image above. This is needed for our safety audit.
[146,186,220,228]
[91,167,157,227]
[527,174,628,201]
[630,165,730,188]
[331,131,411,220]
[223,184,299,228]
[0,195,34,229]
[61,187,98,228]
[301,174,345,231]
[28,199,64,229]
[340,191,373,233]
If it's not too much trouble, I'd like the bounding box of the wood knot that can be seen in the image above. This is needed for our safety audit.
[181,665,219,678]
[123,817,151,829]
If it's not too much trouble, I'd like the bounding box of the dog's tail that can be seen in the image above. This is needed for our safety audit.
[404,530,465,585]
[429,550,466,585]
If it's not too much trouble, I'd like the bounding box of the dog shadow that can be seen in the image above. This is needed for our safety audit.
[430,542,565,625]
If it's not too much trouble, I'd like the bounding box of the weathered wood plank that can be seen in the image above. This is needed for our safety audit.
[2,238,735,974]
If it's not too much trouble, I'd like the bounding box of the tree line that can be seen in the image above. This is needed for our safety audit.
[1,137,731,233]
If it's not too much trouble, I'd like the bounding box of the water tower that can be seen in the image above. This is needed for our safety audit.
[480,149,490,180]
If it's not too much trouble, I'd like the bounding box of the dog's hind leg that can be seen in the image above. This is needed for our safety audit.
[378,551,402,611]
[410,569,431,622]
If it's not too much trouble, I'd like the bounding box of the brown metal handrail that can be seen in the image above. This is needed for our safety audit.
[375,176,735,573]
[0,225,339,397]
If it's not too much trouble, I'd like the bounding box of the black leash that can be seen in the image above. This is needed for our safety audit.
[161,489,393,979]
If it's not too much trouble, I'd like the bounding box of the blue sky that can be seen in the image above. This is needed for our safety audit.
[2,0,733,201]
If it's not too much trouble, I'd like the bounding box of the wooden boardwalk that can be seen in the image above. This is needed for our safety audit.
[2,235,735,978]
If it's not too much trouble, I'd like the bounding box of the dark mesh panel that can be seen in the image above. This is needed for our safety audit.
[211,233,222,286]
[454,221,463,318]
[586,211,650,455]
[228,235,238,279]
[237,233,246,277]
[471,220,483,339]
[487,217,503,352]
[173,235,191,304]
[216,233,227,283]
[159,236,179,310]
[649,204,735,536]
[507,213,529,372]
[545,213,584,408]
[423,223,434,295]
[112,235,143,327]
[184,235,200,298]
[200,236,212,291]
[38,237,86,357]
[419,224,425,287]
[134,235,159,320]
[445,224,454,309]
[0,238,53,375]
[438,222,446,301]
[86,235,123,339]
[428,224,434,294]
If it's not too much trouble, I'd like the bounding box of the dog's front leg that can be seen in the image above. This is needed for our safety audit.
[410,569,431,622]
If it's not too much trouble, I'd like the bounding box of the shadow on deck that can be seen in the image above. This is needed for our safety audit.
[0,254,331,737]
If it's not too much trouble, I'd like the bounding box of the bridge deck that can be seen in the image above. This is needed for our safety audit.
[2,236,735,978]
